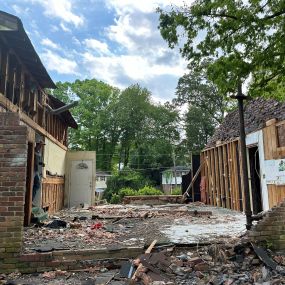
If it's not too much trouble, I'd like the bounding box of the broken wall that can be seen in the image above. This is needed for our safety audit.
[0,112,27,272]
[249,199,285,250]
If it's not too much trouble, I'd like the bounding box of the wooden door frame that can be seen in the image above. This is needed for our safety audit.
[24,142,34,226]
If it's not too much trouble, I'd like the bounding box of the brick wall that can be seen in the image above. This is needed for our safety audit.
[248,200,285,250]
[0,112,27,273]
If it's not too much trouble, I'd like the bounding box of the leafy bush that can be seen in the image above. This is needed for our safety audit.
[110,193,120,204]
[103,169,153,202]
[118,187,137,198]
[137,186,163,196]
[171,187,182,195]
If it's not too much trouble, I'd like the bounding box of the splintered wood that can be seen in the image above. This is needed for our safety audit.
[131,240,157,281]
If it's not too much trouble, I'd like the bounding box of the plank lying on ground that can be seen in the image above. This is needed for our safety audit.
[183,160,205,200]
[131,240,157,281]
[251,244,278,270]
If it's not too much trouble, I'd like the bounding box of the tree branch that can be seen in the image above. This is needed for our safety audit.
[263,8,285,20]
[202,13,239,20]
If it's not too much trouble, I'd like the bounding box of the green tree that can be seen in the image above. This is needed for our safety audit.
[52,79,121,170]
[184,106,215,153]
[117,84,152,167]
[175,69,231,124]
[158,1,285,97]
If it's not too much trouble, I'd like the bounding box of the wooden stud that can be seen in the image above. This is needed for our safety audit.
[4,50,9,97]
[227,142,233,209]
[218,146,225,208]
[210,149,216,206]
[223,144,230,209]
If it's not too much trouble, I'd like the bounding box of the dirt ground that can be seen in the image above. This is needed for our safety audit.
[23,203,246,253]
[3,203,285,284]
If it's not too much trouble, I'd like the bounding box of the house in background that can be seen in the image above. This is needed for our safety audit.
[0,10,96,224]
[201,97,285,214]
[162,166,190,194]
[95,171,111,200]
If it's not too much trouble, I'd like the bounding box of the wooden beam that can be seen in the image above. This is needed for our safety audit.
[227,142,233,209]
[4,50,9,97]
[223,145,229,209]
[214,148,221,207]
[232,142,239,211]
[210,149,216,206]
[218,146,225,208]
[132,240,157,281]
[182,161,204,200]
[24,142,34,226]
[0,93,67,150]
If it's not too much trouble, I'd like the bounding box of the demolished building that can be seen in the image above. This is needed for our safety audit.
[201,97,285,213]
[0,10,98,273]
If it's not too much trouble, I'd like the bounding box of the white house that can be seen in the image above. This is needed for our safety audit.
[162,166,190,194]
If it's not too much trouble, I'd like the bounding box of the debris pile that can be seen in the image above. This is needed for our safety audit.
[2,239,285,284]
[130,241,285,285]
[23,204,246,253]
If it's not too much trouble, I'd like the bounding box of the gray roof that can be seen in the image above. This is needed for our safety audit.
[206,97,285,148]
[163,166,190,173]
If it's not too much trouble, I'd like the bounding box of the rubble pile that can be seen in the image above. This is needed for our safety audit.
[130,241,285,285]
[2,240,285,285]
[24,205,217,253]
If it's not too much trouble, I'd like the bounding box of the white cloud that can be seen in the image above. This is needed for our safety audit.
[12,4,29,15]
[41,38,60,50]
[82,52,185,88]
[88,0,189,100]
[60,22,72,33]
[40,50,78,75]
[105,0,192,14]
[31,0,84,27]
[83,38,110,55]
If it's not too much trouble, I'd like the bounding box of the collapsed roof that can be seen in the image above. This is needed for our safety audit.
[0,10,78,129]
[0,10,56,89]
[206,97,285,148]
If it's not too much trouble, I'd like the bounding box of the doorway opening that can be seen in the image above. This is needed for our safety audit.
[24,142,34,226]
[248,146,263,214]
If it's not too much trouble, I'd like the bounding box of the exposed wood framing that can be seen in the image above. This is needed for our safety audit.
[202,140,243,211]
[0,93,67,150]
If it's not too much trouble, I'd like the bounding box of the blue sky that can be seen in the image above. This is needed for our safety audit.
[0,0,191,102]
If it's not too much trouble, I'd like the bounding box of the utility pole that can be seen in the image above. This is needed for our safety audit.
[231,83,252,230]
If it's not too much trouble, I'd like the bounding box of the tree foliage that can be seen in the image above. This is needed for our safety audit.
[158,1,285,97]
[103,169,152,201]
[175,69,231,124]
[52,80,185,174]
[184,106,215,153]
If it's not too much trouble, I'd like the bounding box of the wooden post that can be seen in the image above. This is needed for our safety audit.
[4,51,9,97]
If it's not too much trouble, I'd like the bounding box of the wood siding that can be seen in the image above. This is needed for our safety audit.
[42,177,64,214]
[263,119,285,208]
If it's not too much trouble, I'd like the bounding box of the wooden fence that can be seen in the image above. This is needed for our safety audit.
[42,177,64,214]
[201,140,245,211]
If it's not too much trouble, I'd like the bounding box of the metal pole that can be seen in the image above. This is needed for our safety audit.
[235,84,252,230]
